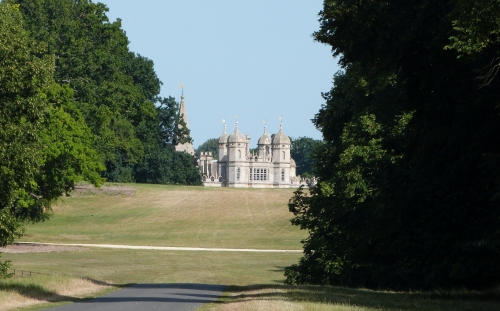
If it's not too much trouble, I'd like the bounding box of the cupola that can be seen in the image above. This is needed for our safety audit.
[228,121,247,143]
[272,122,291,145]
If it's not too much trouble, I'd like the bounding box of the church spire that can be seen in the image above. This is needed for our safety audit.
[179,94,189,129]
[174,86,194,155]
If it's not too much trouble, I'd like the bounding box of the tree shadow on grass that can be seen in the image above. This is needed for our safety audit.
[0,277,127,305]
[0,282,77,303]
[81,277,129,288]
[267,265,286,273]
[216,284,500,311]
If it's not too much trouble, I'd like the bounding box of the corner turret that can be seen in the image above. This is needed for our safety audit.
[257,126,271,157]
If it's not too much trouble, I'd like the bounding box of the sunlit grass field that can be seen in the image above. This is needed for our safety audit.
[19,184,304,250]
[1,183,498,310]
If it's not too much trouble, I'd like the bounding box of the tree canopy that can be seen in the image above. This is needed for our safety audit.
[0,1,104,276]
[8,0,200,186]
[290,137,322,176]
[286,0,500,290]
[196,138,219,160]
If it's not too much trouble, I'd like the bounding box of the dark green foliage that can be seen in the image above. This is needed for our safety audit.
[12,0,199,185]
[133,145,201,186]
[445,0,500,86]
[13,0,156,182]
[157,96,192,147]
[195,138,219,159]
[290,137,322,176]
[286,0,500,290]
[0,256,11,278]
[134,97,201,186]
[0,2,52,254]
[0,2,104,276]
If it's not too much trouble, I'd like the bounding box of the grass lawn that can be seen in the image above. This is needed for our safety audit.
[0,274,115,311]
[1,183,498,310]
[199,285,500,311]
[18,184,305,250]
[3,248,299,285]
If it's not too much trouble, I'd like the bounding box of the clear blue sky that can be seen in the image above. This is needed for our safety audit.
[98,0,340,148]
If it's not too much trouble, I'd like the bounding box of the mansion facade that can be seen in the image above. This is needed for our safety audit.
[199,122,313,188]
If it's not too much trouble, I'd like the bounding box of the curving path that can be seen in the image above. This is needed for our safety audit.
[40,283,225,311]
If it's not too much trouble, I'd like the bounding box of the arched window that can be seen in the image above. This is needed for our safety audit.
[282,151,285,159]
[238,150,241,159]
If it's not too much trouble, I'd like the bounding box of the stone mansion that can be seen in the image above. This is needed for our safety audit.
[199,122,309,188]
[176,94,314,188]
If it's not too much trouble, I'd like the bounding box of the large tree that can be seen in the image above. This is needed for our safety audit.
[290,137,322,176]
[12,0,160,181]
[0,2,53,271]
[12,0,198,185]
[0,2,103,276]
[285,0,500,290]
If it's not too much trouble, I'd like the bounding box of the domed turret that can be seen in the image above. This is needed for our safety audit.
[227,121,247,163]
[258,129,272,145]
[272,123,291,145]
[219,124,228,144]
[272,122,291,164]
[228,122,247,143]
[218,122,228,162]
[258,126,271,157]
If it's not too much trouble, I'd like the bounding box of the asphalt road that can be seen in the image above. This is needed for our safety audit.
[40,283,226,311]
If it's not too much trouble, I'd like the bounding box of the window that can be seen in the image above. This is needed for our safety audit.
[250,168,253,180]
[237,168,240,180]
[252,168,268,181]
[238,150,241,158]
[281,169,285,181]
[282,151,285,159]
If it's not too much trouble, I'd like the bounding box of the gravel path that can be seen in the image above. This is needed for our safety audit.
[1,243,85,253]
[39,283,225,311]
[17,242,302,253]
